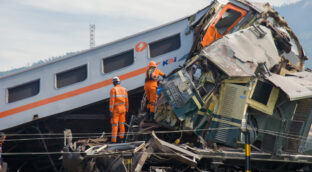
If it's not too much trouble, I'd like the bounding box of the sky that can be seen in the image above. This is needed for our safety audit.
[0,0,303,71]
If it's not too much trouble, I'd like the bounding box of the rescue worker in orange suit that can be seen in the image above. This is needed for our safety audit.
[144,61,166,121]
[109,77,129,143]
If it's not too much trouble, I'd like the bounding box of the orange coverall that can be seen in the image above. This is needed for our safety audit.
[144,67,165,113]
[109,85,129,143]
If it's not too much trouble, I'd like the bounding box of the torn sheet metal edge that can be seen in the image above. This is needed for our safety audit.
[199,25,282,77]
[224,25,280,69]
[152,131,201,160]
[266,73,312,101]
[235,0,264,13]
[134,143,154,172]
[286,71,312,81]
[201,48,254,77]
[85,141,145,156]
[152,142,197,166]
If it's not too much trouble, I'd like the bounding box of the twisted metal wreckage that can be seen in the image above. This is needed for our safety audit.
[63,0,312,171]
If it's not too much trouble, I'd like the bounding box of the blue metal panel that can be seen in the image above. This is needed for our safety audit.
[205,114,241,147]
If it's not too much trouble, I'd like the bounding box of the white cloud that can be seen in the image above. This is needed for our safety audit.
[304,1,312,7]
[249,0,301,6]
[0,0,212,71]
[18,0,210,22]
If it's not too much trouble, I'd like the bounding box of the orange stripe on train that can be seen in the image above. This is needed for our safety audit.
[0,66,148,118]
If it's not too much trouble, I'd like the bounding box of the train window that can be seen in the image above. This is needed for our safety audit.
[215,9,242,35]
[8,79,40,103]
[149,34,181,58]
[251,80,272,105]
[247,79,279,115]
[56,65,87,88]
[103,50,134,73]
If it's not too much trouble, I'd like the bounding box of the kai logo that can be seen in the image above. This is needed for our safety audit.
[135,41,147,52]
[163,57,177,66]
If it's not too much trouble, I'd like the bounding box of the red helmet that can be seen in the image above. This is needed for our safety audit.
[148,61,157,67]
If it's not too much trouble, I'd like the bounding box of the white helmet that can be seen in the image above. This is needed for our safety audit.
[112,76,120,85]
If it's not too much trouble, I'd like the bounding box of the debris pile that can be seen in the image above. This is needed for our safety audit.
[63,0,312,171]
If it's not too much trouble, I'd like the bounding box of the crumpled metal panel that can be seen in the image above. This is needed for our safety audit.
[287,71,312,84]
[201,44,254,77]
[225,26,279,67]
[200,25,280,77]
[161,69,204,121]
[266,73,312,101]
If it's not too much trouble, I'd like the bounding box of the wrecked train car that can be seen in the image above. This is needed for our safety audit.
[156,0,312,155]
[62,0,312,171]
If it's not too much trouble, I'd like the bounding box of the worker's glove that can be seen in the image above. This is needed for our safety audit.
[109,112,113,118]
[163,75,167,79]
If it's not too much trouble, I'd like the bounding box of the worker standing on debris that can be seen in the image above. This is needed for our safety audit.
[109,77,129,143]
[144,61,165,121]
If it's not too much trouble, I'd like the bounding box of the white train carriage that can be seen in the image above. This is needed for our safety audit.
[0,6,210,130]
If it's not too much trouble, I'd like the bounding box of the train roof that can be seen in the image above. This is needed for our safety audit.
[0,3,212,80]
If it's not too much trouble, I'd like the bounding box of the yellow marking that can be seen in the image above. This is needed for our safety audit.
[209,102,214,112]
[124,158,132,164]
[245,144,251,156]
[175,138,181,145]
[192,96,202,109]
[198,111,205,116]
[222,77,251,84]
[178,71,186,82]
[246,170,251,172]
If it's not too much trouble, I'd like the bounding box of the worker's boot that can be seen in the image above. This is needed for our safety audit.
[119,138,124,143]
[145,110,150,121]
[150,112,155,121]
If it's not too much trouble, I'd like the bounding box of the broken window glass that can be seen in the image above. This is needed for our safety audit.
[197,82,215,99]
[216,9,242,35]
[187,59,216,99]
[161,69,203,119]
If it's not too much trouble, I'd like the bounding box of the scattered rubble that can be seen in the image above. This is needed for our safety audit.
[62,0,312,171]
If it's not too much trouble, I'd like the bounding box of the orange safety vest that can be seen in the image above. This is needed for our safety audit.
[109,85,129,113]
[145,68,165,87]
[146,68,157,81]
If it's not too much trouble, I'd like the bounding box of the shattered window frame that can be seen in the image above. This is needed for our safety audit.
[149,34,181,58]
[185,57,217,100]
[215,8,243,35]
[247,79,279,115]
[161,69,204,119]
